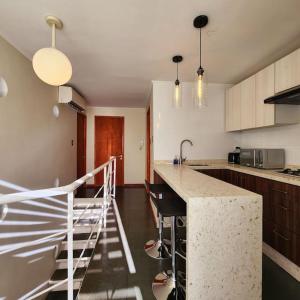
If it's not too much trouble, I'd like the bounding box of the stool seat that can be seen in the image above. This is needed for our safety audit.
[144,182,174,260]
[146,182,173,194]
[155,196,186,217]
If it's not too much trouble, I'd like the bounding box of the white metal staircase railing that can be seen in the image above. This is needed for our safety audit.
[0,156,117,300]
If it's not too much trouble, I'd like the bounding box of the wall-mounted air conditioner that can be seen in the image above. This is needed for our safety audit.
[58,86,86,112]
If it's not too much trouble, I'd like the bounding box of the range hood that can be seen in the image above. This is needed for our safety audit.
[264,86,300,104]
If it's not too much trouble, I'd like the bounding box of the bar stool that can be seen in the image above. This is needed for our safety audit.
[152,193,186,300]
[144,181,173,260]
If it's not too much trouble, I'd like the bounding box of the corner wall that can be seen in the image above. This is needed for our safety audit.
[86,106,146,184]
[152,81,240,161]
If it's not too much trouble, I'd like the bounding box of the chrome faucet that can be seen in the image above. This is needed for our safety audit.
[180,139,193,163]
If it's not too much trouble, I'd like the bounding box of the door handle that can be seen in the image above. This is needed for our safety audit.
[271,188,288,195]
[113,154,123,160]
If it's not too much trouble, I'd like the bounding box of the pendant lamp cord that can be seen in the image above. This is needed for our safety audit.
[51,23,56,48]
[199,28,202,67]
[176,62,179,81]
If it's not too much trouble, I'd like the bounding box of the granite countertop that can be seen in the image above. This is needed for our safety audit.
[182,159,300,187]
[154,163,259,203]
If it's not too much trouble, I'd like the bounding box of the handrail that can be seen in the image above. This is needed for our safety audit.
[0,159,113,204]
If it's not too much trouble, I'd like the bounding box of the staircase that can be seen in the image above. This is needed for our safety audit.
[47,196,110,299]
[0,157,117,300]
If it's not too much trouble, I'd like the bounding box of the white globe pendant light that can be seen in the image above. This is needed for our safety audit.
[33,16,72,86]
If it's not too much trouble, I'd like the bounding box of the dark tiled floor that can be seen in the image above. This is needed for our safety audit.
[78,187,170,300]
[78,187,300,299]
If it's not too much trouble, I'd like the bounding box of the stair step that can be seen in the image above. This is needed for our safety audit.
[73,208,103,220]
[57,249,93,260]
[74,218,100,225]
[46,289,79,300]
[74,204,102,210]
[50,278,82,292]
[63,232,97,242]
[73,223,101,234]
[74,197,105,206]
[56,257,90,269]
[61,238,97,250]
[50,268,86,291]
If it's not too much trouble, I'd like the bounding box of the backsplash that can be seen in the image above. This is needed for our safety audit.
[240,123,300,165]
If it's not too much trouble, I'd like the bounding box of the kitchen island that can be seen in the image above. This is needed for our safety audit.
[154,162,262,300]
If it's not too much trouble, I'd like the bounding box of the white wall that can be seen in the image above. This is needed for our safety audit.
[152,81,240,161]
[0,36,76,298]
[240,124,300,165]
[86,106,146,184]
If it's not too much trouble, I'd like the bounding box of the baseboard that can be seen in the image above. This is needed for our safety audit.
[123,184,145,188]
[85,184,100,188]
[263,242,300,282]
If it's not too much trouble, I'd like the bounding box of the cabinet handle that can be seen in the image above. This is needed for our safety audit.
[271,188,288,195]
[273,230,289,241]
[279,204,288,211]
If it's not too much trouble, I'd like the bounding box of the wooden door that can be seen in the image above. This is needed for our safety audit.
[255,64,275,127]
[146,107,150,182]
[77,113,86,179]
[241,75,256,130]
[94,116,124,186]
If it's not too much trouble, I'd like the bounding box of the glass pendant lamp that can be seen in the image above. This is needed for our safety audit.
[172,55,183,108]
[193,15,208,108]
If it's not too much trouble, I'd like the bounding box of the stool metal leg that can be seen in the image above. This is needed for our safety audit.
[144,213,170,259]
[152,216,184,300]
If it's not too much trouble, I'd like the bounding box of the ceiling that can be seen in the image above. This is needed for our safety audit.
[0,0,300,107]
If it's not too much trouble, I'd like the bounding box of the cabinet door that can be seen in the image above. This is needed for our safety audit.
[275,48,300,93]
[241,76,256,130]
[242,173,256,192]
[255,64,275,127]
[225,84,241,131]
[255,176,272,221]
[197,169,222,180]
[225,89,231,131]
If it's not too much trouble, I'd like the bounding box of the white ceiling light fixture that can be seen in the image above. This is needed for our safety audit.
[32,16,72,86]
[0,77,8,97]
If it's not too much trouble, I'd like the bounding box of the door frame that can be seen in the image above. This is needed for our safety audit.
[77,112,87,179]
[94,115,125,186]
[146,107,151,182]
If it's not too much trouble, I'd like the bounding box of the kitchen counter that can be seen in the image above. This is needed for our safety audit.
[185,159,300,186]
[154,162,262,300]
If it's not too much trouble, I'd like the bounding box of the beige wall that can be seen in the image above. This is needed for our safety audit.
[86,106,146,184]
[0,36,76,298]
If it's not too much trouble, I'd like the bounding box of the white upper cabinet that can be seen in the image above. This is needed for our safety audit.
[255,64,275,127]
[241,75,256,130]
[275,48,300,93]
[225,84,241,131]
[225,48,300,132]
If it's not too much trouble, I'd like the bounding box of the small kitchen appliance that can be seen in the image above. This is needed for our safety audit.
[228,147,240,164]
[240,148,285,169]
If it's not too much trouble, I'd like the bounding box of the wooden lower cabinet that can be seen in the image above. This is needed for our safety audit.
[197,169,224,180]
[264,219,300,265]
[197,168,300,266]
